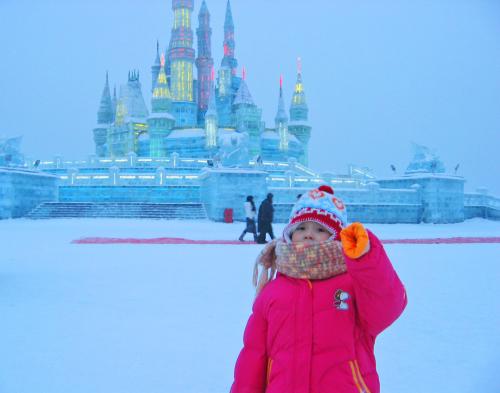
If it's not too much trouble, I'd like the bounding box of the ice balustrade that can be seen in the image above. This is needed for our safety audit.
[34,153,371,188]
[34,153,207,170]
[33,153,319,175]
[56,168,367,189]
[59,168,202,187]
[464,192,500,209]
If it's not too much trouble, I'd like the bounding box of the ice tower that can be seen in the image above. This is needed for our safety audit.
[204,70,218,151]
[195,0,214,125]
[93,72,113,157]
[233,68,262,158]
[107,71,149,157]
[276,76,289,153]
[168,0,197,127]
[288,58,311,165]
[217,0,240,127]
[148,55,175,157]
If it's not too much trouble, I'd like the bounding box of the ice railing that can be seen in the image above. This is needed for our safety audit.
[34,153,207,170]
[464,192,500,209]
[33,154,320,174]
[56,169,202,187]
[33,154,375,189]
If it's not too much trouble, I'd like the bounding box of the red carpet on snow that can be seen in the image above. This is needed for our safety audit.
[72,236,500,245]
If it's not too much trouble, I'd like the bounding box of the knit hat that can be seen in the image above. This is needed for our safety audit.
[283,185,347,242]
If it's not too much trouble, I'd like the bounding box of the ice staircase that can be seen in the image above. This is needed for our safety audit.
[25,202,208,220]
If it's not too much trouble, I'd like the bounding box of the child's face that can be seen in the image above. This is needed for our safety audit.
[291,221,332,244]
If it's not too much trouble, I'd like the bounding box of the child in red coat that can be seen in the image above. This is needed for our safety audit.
[231,185,407,393]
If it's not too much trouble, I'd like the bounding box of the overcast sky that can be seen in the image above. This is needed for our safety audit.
[0,0,499,194]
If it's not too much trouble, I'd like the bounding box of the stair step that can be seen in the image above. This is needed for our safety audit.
[26,202,208,220]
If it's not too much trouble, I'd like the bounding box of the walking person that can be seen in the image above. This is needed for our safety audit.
[257,193,275,244]
[239,196,258,242]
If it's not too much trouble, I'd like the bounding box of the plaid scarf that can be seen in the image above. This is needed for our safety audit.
[253,239,347,296]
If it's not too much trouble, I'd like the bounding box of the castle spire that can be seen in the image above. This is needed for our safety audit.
[97,71,113,124]
[196,0,214,123]
[275,75,288,123]
[221,0,237,75]
[151,40,162,92]
[275,75,289,151]
[224,0,234,28]
[233,73,254,107]
[290,57,308,121]
[112,85,117,121]
[155,40,161,64]
[152,54,173,112]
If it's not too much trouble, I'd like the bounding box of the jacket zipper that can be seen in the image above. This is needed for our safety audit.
[266,358,273,385]
[349,360,371,393]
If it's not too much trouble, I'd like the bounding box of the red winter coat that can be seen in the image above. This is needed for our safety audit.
[231,231,407,393]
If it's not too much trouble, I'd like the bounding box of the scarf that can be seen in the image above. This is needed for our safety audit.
[253,239,347,296]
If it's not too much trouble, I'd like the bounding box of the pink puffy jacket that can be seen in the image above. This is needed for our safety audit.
[231,231,407,393]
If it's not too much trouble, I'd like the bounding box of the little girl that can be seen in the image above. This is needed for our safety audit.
[230,185,407,393]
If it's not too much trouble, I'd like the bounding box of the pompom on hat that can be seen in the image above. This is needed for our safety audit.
[283,185,347,242]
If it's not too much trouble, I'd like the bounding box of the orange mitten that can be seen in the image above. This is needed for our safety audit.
[340,222,370,259]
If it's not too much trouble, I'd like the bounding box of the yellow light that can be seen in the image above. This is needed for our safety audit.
[115,100,127,125]
[158,72,167,84]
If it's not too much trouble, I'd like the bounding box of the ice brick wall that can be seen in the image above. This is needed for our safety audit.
[464,192,500,220]
[0,168,58,219]
[377,175,465,223]
[270,185,422,223]
[200,168,268,222]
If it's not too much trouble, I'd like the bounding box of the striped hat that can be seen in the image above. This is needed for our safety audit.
[283,185,347,242]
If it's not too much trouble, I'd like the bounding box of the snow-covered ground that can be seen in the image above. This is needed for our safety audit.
[0,218,499,393]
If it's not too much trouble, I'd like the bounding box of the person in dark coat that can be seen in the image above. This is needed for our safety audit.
[257,193,275,244]
[239,196,258,242]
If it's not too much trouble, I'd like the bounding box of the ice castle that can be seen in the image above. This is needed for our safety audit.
[1,0,499,223]
[93,0,310,166]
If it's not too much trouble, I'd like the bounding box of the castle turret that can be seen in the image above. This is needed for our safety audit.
[196,0,214,125]
[97,72,113,124]
[215,0,241,128]
[107,70,149,157]
[221,0,238,75]
[288,58,311,165]
[93,72,113,157]
[151,40,161,92]
[148,55,175,157]
[168,0,197,127]
[233,68,262,157]
[275,76,289,152]
[152,55,173,113]
[205,69,218,150]
[290,58,308,121]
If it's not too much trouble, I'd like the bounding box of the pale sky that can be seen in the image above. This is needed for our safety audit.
[1,0,499,194]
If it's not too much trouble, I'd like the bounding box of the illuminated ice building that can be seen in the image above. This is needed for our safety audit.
[93,0,310,165]
[9,0,497,223]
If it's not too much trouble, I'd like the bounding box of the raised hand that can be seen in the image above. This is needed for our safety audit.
[340,222,370,259]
